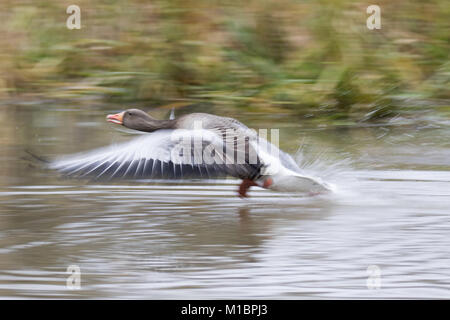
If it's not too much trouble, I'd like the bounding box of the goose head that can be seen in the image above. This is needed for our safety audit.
[106,109,174,132]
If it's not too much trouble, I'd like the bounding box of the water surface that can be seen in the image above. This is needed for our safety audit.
[0,103,449,298]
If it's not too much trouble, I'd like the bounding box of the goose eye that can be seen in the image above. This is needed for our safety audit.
[128,112,132,116]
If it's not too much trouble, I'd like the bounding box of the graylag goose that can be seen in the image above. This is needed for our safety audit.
[50,109,330,197]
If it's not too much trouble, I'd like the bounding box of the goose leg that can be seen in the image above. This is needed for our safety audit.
[238,179,257,198]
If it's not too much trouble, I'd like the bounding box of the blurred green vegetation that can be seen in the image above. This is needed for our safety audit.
[0,0,448,122]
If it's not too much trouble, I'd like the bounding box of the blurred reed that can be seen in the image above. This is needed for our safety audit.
[0,0,448,122]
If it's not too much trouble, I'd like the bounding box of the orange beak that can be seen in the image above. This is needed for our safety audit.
[106,111,124,125]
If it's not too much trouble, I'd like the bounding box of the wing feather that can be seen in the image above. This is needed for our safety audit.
[49,129,263,181]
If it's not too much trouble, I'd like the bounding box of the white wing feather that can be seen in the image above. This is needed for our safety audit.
[49,129,262,181]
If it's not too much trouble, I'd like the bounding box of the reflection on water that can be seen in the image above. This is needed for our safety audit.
[0,103,449,298]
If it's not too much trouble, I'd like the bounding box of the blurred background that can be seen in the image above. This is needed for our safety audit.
[0,0,448,120]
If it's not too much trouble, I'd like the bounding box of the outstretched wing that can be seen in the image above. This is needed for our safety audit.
[49,129,263,181]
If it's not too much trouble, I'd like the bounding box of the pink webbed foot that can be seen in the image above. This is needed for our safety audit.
[238,179,257,198]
